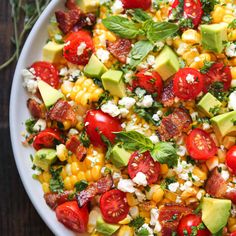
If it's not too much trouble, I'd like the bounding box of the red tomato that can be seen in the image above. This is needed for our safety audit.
[100,189,129,224]
[177,214,211,236]
[226,146,236,175]
[33,128,64,150]
[121,0,151,10]
[202,63,232,92]
[31,61,60,89]
[225,189,236,204]
[132,70,163,98]
[128,151,160,184]
[173,68,203,100]
[230,232,236,236]
[186,128,217,160]
[55,201,88,233]
[63,31,94,65]
[84,110,122,147]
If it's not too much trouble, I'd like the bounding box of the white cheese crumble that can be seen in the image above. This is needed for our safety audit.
[117,179,136,193]
[168,182,179,192]
[96,48,110,63]
[152,113,161,122]
[119,108,129,118]
[77,42,87,56]
[226,43,236,57]
[59,67,68,76]
[177,145,187,156]
[68,128,79,136]
[180,181,193,191]
[150,208,159,226]
[202,123,211,130]
[111,0,124,14]
[137,95,154,108]
[132,172,148,186]
[146,55,156,67]
[176,43,189,55]
[129,206,139,219]
[118,97,136,109]
[135,87,146,97]
[186,73,195,84]
[22,68,38,94]
[149,135,160,144]
[221,170,230,181]
[228,91,236,111]
[124,71,134,84]
[135,189,146,202]
[101,101,120,117]
[33,119,46,132]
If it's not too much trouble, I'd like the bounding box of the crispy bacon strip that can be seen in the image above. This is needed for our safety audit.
[74,13,96,31]
[161,80,175,107]
[65,0,77,9]
[48,99,77,126]
[159,204,192,236]
[205,167,227,198]
[77,175,113,207]
[27,98,45,119]
[107,39,131,64]
[44,191,75,210]
[66,136,87,161]
[156,107,192,141]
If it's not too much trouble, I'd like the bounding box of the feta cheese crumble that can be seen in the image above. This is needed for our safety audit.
[137,95,154,108]
[111,0,124,14]
[118,97,136,109]
[96,48,110,63]
[226,43,236,57]
[149,134,160,144]
[168,182,179,192]
[117,179,136,193]
[77,42,87,56]
[186,73,195,84]
[33,119,46,132]
[22,68,38,94]
[228,91,236,111]
[101,101,120,117]
[132,172,148,186]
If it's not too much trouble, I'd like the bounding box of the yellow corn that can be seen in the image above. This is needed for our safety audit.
[56,144,68,162]
[77,171,86,181]
[218,149,227,163]
[223,15,235,23]
[223,136,236,149]
[228,217,236,233]
[42,183,50,193]
[152,188,165,203]
[119,215,132,224]
[182,49,199,66]
[181,188,197,200]
[185,197,198,205]
[117,226,134,236]
[160,164,169,175]
[228,30,236,41]
[64,176,73,190]
[62,121,72,130]
[126,193,138,206]
[212,6,225,23]
[206,156,219,171]
[193,166,207,181]
[61,81,74,96]
[231,67,236,80]
[182,29,201,44]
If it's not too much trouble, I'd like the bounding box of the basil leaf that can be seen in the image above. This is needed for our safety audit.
[128,8,152,23]
[102,16,140,39]
[115,131,154,153]
[145,21,179,43]
[129,40,154,69]
[151,142,178,167]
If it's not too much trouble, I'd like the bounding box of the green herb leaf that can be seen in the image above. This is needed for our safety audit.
[25,118,36,134]
[128,8,152,23]
[49,166,64,193]
[74,180,88,192]
[79,130,90,148]
[200,61,214,74]
[136,228,149,236]
[101,134,113,159]
[102,16,140,39]
[228,19,236,29]
[129,216,145,229]
[115,131,154,153]
[128,40,154,69]
[151,142,178,167]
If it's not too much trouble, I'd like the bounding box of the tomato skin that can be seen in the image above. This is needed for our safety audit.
[121,0,151,10]
[85,110,122,147]
[202,63,232,92]
[226,146,236,175]
[55,201,89,233]
[177,214,211,236]
[63,31,94,65]
[132,70,163,99]
[33,128,64,150]
[186,128,217,161]
[31,61,60,89]
[100,189,129,224]
[173,68,203,100]
[128,151,160,184]
[230,232,236,236]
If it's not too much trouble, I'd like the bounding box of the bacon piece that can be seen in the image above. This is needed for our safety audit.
[44,191,75,210]
[27,98,45,119]
[156,108,192,141]
[65,0,77,9]
[107,39,132,64]
[55,8,81,34]
[66,136,87,161]
[161,80,174,107]
[225,190,236,204]
[159,204,192,236]
[205,167,227,198]
[48,99,77,126]
[77,175,113,207]
[73,13,96,31]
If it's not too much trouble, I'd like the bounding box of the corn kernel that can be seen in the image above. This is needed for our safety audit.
[42,183,50,193]
[223,14,235,23]
[61,81,74,95]
[223,136,236,149]
[182,29,201,44]
[152,188,165,203]
[63,121,72,130]
[38,174,44,184]
[91,165,102,181]
[70,175,78,186]
[85,170,93,182]
[193,166,207,181]
[228,217,236,233]
[56,144,68,162]
[160,164,169,175]
[64,176,73,190]
[228,30,236,41]
[212,6,225,23]
[118,215,132,224]
[126,193,138,206]
[42,171,51,183]
[183,50,199,66]
[77,171,86,181]
[181,188,197,200]
[231,67,236,80]
[218,149,226,163]
[71,162,79,175]
[229,58,236,66]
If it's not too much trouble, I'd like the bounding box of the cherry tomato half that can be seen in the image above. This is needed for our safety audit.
[63,31,94,65]
[84,110,122,147]
[121,0,151,10]
[100,189,129,224]
[55,201,89,233]
[132,70,163,99]
[128,151,160,184]
[226,146,236,175]
[186,128,217,160]
[225,189,236,204]
[230,231,236,236]
[33,128,64,150]
[173,68,203,100]
[30,61,60,89]
[202,63,232,92]
[177,214,211,236]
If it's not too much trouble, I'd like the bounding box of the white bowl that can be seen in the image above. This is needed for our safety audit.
[10,1,87,235]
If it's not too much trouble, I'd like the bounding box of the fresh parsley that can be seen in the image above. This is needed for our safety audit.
[49,166,64,193]
[129,216,145,229]
[136,228,149,236]
[25,118,36,134]
[100,134,113,159]
[161,176,177,190]
[74,180,88,192]
[209,105,221,116]
[79,130,90,148]
[127,8,152,23]
[200,0,219,24]
[228,19,236,29]
[200,61,214,74]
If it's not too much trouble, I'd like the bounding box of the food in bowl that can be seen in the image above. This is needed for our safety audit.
[21,0,236,235]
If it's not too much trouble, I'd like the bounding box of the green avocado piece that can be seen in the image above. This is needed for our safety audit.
[101,70,126,97]
[202,197,231,234]
[38,80,64,108]
[33,148,57,171]
[110,144,131,168]
[200,23,228,53]
[198,92,222,118]
[154,46,180,81]
[96,217,120,236]
[43,41,64,63]
[211,111,236,142]
[75,0,99,13]
[84,54,107,78]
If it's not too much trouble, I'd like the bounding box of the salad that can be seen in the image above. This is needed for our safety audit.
[21,0,236,235]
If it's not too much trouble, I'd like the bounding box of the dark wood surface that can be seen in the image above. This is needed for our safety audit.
[0,1,53,235]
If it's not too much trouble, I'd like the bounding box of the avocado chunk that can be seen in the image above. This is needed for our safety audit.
[202,197,231,234]
[211,111,236,142]
[110,144,131,168]
[101,70,126,97]
[198,92,222,117]
[33,148,57,171]
[154,46,180,81]
[96,217,120,236]
[38,80,64,108]
[201,23,228,53]
[75,0,99,13]
[84,54,107,78]
[43,41,64,63]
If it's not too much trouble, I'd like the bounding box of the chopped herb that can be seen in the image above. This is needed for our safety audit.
[196,117,210,124]
[100,134,113,159]
[167,213,178,222]
[67,192,76,200]
[179,18,194,29]
[74,180,88,192]
[183,229,189,236]
[79,130,90,148]
[231,119,236,126]
[200,61,214,74]
[137,228,149,236]
[228,19,236,29]
[129,216,145,229]
[25,118,36,134]
[209,105,221,116]
[161,176,177,190]
[127,8,151,23]
[200,0,219,24]
[186,155,196,165]
[172,232,177,236]
[145,186,151,192]
[49,166,64,193]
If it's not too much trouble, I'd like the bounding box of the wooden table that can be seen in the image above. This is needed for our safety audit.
[0,1,53,235]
